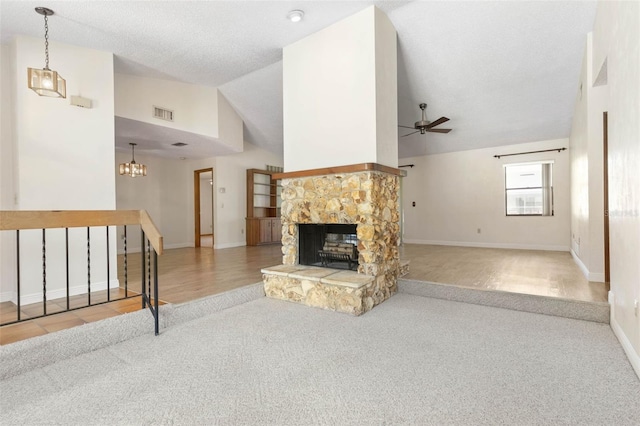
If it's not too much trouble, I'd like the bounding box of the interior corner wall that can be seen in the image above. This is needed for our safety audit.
[569,33,607,282]
[186,142,283,250]
[199,174,214,234]
[0,44,14,210]
[0,43,16,301]
[115,151,191,252]
[402,139,571,251]
[591,0,640,372]
[374,7,398,168]
[3,36,117,303]
[569,41,590,265]
[217,93,244,152]
[283,6,397,171]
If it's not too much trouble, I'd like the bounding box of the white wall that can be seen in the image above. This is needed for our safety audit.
[589,0,640,375]
[569,33,608,282]
[1,36,116,303]
[115,73,219,138]
[374,7,398,167]
[187,142,284,249]
[115,151,191,252]
[116,142,283,251]
[402,139,571,251]
[115,74,243,152]
[199,173,213,234]
[217,93,244,153]
[0,43,16,301]
[283,6,397,171]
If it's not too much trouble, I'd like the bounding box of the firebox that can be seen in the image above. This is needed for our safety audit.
[298,224,358,270]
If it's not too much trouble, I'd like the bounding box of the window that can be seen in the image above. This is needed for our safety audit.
[504,162,553,216]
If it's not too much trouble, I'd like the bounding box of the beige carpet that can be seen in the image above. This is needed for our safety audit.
[1,284,638,425]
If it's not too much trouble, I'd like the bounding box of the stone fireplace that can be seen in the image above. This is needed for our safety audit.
[262,163,403,315]
[264,7,402,315]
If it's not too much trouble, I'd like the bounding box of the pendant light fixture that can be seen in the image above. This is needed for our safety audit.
[27,7,66,98]
[119,143,147,177]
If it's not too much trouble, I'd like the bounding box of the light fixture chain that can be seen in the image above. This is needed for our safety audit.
[44,14,49,70]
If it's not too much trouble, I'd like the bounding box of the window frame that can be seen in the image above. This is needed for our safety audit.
[503,161,554,217]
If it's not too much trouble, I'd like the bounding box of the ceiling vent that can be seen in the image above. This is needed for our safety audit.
[153,106,174,122]
[172,142,188,147]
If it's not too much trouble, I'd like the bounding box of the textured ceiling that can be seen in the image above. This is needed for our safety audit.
[0,1,596,159]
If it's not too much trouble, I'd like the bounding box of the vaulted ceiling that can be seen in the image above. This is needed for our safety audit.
[1,1,596,158]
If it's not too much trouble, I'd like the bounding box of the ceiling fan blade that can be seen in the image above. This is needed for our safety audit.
[425,117,450,129]
[398,125,416,129]
[425,128,452,133]
[401,130,420,137]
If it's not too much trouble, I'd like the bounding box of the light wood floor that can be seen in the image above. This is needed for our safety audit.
[400,245,608,303]
[0,243,606,345]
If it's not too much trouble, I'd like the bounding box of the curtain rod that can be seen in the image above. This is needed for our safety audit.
[494,147,566,159]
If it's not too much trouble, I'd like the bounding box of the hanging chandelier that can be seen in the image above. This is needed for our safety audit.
[27,7,66,98]
[119,143,147,177]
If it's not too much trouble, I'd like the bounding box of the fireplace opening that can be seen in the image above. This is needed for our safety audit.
[298,224,358,270]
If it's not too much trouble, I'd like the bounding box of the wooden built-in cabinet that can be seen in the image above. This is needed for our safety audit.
[246,169,282,246]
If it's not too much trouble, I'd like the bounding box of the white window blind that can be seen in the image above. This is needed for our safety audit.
[504,162,553,216]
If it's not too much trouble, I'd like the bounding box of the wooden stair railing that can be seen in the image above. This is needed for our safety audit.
[0,210,163,335]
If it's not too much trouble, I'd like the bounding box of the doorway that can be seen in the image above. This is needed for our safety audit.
[194,168,214,248]
[603,112,610,287]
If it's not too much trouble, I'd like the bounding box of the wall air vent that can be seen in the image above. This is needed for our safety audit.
[153,106,174,122]
[172,142,188,147]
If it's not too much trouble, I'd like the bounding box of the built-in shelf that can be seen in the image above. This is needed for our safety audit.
[246,168,282,246]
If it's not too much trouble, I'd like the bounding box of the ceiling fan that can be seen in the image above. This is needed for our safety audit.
[399,103,452,137]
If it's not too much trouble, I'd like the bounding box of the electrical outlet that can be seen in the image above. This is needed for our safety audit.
[477,228,481,234]
[241,229,244,234]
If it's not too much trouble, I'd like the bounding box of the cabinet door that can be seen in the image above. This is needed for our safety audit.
[271,218,282,243]
[246,218,260,246]
[259,219,272,243]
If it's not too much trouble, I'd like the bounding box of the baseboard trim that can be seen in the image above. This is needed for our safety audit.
[571,249,589,280]
[214,242,246,250]
[13,279,120,305]
[570,250,605,283]
[609,292,640,380]
[403,239,569,252]
[0,290,15,303]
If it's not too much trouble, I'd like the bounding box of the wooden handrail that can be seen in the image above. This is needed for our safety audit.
[0,210,163,255]
[139,210,163,255]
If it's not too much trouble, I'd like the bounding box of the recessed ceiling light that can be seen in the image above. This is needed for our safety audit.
[287,10,304,23]
[172,142,188,147]
[179,157,187,160]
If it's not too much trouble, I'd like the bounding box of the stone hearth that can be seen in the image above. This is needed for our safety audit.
[262,163,403,316]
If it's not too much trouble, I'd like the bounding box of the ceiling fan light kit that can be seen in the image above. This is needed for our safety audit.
[399,103,452,137]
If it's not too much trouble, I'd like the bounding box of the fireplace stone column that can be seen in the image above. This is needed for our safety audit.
[263,163,403,314]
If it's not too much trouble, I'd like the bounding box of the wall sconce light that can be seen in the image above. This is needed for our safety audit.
[27,7,66,98]
[119,143,147,177]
